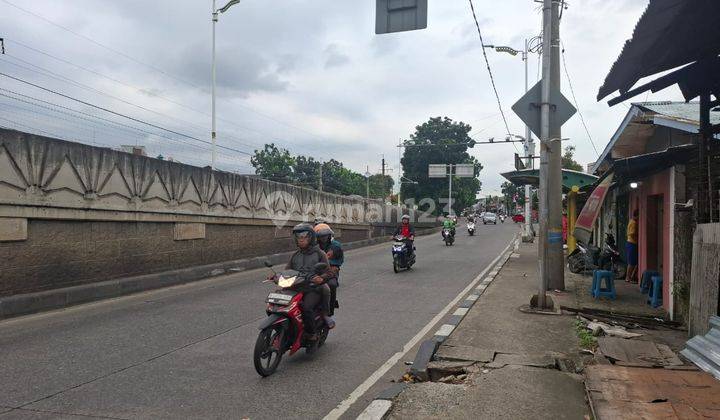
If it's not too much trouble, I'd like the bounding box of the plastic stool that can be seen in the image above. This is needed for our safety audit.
[640,270,659,294]
[592,270,616,300]
[648,276,663,308]
[590,270,604,294]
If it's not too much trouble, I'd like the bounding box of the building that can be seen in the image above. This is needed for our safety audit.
[589,101,720,320]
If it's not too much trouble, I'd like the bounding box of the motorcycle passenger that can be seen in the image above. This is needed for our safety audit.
[393,214,416,258]
[284,223,333,349]
[314,223,342,328]
[467,214,476,223]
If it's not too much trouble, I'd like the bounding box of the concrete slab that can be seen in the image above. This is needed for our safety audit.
[485,353,556,369]
[435,345,494,363]
[387,365,587,420]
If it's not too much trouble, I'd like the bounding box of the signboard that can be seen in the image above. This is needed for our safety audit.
[375,0,428,34]
[454,164,475,178]
[573,173,614,245]
[428,164,447,178]
[511,81,576,139]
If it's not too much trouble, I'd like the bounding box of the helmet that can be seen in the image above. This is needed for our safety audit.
[313,217,326,226]
[313,223,334,237]
[292,223,316,246]
[401,214,410,222]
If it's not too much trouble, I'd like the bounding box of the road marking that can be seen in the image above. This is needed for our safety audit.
[356,400,393,420]
[435,324,455,336]
[476,284,487,291]
[453,308,469,316]
[466,294,479,301]
[323,235,516,420]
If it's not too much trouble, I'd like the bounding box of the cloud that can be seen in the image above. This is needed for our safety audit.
[323,44,350,69]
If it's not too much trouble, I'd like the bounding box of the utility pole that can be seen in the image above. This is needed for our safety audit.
[318,162,323,192]
[448,164,454,216]
[365,166,371,200]
[381,155,386,199]
[523,38,534,242]
[537,0,564,309]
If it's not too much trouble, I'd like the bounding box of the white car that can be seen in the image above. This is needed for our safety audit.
[482,212,497,224]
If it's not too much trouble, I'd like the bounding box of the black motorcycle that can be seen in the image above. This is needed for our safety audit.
[391,235,415,273]
[568,233,627,279]
[442,228,455,246]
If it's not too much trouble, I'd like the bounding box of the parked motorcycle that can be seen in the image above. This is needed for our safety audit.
[442,228,455,246]
[254,262,331,377]
[467,222,476,236]
[392,235,415,273]
[568,233,627,279]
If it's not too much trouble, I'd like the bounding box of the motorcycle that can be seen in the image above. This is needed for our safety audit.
[254,262,331,377]
[467,222,476,236]
[568,233,627,279]
[392,235,415,273]
[442,228,455,246]
[499,215,506,223]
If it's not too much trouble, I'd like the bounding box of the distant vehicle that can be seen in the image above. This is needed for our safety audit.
[512,214,525,223]
[482,212,497,225]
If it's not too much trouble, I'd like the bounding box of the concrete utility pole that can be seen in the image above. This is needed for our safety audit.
[318,162,323,192]
[448,164,454,216]
[365,166,371,199]
[537,0,564,308]
[523,38,535,242]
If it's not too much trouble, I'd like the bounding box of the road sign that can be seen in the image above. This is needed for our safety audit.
[375,0,428,34]
[511,81,577,139]
[428,164,447,178]
[454,164,475,178]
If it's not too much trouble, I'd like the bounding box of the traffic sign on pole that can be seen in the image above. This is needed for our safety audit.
[454,164,475,178]
[511,81,576,139]
[375,0,428,34]
[428,164,447,178]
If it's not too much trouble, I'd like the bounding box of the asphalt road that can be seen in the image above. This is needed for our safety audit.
[0,221,519,420]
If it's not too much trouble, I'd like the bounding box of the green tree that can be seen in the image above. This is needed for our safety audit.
[562,145,583,171]
[250,143,295,184]
[369,174,394,199]
[501,181,525,209]
[294,155,321,188]
[400,117,483,215]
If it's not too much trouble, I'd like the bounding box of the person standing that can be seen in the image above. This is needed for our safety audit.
[625,209,639,283]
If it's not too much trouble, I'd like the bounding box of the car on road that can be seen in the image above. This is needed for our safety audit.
[512,214,525,223]
[482,212,497,224]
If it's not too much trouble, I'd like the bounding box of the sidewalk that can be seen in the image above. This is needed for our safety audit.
[385,240,589,419]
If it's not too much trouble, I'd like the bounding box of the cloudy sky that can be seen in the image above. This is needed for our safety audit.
[0,0,686,196]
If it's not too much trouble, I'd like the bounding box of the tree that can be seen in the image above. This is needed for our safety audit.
[369,174,394,199]
[501,181,525,210]
[400,117,483,215]
[294,155,321,188]
[562,145,583,172]
[250,143,295,184]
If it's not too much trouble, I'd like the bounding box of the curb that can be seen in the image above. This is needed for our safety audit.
[0,227,442,320]
[359,234,522,419]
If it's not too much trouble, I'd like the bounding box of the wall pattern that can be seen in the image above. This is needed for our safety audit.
[0,129,408,224]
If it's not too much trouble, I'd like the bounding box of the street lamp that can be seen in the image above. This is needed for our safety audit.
[485,37,540,241]
[211,0,242,169]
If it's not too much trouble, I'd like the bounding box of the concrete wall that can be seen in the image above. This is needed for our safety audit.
[0,129,430,296]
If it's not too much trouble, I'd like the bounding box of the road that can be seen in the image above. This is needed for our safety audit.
[1,221,518,419]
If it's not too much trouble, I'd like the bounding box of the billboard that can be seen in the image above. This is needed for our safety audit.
[428,164,447,178]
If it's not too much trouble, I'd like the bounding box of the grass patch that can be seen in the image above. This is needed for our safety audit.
[574,319,597,350]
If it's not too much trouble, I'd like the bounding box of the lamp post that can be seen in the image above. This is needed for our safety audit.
[484,39,538,241]
[211,0,241,169]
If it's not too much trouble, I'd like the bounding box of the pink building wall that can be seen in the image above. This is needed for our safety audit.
[627,168,673,312]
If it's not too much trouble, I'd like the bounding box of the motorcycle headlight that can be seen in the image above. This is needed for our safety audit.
[277,275,297,288]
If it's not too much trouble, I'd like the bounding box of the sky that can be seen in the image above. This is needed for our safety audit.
[0,0,687,196]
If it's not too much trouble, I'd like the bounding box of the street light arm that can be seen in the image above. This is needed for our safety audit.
[217,0,241,13]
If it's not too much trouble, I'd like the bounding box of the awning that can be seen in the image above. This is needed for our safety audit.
[500,169,598,192]
[598,0,720,102]
[601,143,697,184]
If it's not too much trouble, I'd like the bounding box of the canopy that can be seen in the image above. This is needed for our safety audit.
[501,169,598,192]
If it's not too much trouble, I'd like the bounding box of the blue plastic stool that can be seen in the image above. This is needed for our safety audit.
[640,270,659,294]
[592,270,616,300]
[648,276,663,308]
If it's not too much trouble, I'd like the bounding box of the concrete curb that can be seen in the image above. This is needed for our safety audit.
[358,234,521,420]
[0,227,442,320]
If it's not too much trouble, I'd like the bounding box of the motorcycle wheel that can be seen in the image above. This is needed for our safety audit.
[568,258,584,274]
[254,325,284,377]
[318,325,329,348]
[393,256,400,273]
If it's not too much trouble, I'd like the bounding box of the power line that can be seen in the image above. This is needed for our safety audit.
[467,0,519,153]
[559,42,600,157]
[0,71,254,157]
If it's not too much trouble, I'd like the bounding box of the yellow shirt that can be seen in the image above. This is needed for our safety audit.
[627,219,638,244]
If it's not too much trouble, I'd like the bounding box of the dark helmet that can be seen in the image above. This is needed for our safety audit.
[292,223,316,246]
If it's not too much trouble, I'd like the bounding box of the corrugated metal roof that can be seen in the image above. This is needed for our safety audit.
[681,315,720,381]
[637,101,720,125]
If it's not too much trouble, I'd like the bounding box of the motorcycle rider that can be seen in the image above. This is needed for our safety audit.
[392,214,416,258]
[442,214,456,237]
[282,223,334,351]
[314,223,342,328]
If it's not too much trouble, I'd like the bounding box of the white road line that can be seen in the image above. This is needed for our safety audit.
[466,294,480,301]
[322,236,516,420]
[356,400,393,420]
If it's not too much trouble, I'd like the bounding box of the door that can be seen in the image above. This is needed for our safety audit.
[616,193,629,256]
[646,195,663,271]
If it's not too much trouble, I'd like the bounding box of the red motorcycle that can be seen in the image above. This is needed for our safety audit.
[254,262,331,377]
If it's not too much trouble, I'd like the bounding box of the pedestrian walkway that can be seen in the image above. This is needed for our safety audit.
[385,241,589,419]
